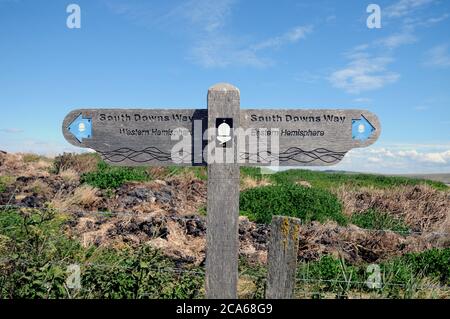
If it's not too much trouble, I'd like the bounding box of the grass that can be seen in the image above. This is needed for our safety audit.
[2,153,448,299]
[240,184,346,225]
[51,185,100,212]
[241,167,448,191]
[350,209,410,233]
[81,161,150,189]
[52,153,101,175]
[0,176,15,193]
[0,207,204,299]
[22,154,45,163]
[145,166,207,181]
[295,249,450,298]
[0,203,448,299]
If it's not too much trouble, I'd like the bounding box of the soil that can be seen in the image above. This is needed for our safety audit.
[1,152,449,266]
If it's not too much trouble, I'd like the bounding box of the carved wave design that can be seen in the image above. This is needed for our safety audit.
[99,146,345,164]
[99,147,191,163]
[239,147,346,164]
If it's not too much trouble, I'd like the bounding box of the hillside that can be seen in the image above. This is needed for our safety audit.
[0,152,449,299]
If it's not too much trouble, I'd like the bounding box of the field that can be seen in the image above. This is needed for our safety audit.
[0,152,449,299]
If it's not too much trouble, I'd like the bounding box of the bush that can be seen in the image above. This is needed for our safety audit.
[0,208,204,299]
[81,246,204,299]
[22,154,44,163]
[239,184,346,225]
[401,249,450,285]
[295,249,450,298]
[52,152,100,175]
[350,209,410,233]
[263,168,448,191]
[0,176,15,193]
[81,161,150,189]
[146,166,207,181]
[297,255,363,294]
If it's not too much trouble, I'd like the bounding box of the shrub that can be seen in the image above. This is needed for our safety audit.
[239,184,346,225]
[350,209,410,233]
[52,153,100,175]
[0,207,204,299]
[0,176,15,193]
[81,161,150,189]
[297,255,363,295]
[295,249,450,298]
[22,154,44,163]
[401,249,450,285]
[266,168,448,191]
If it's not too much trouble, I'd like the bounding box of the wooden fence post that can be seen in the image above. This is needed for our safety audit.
[266,216,301,299]
[205,83,240,299]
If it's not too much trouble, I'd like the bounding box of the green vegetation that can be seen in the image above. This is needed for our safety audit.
[0,205,447,299]
[238,258,267,299]
[240,184,346,225]
[52,152,101,174]
[22,154,45,163]
[296,249,450,298]
[81,161,150,189]
[401,249,450,285]
[165,166,207,180]
[351,209,410,233]
[240,167,448,191]
[0,207,204,299]
[0,176,15,193]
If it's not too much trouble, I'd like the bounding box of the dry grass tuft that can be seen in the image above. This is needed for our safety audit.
[146,167,170,180]
[53,153,100,174]
[0,153,25,173]
[149,220,206,265]
[237,276,257,299]
[59,168,80,183]
[52,185,99,212]
[0,153,52,177]
[240,176,272,191]
[295,180,312,188]
[334,184,450,233]
[24,179,52,197]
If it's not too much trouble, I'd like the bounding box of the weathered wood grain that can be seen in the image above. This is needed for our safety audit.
[205,83,240,299]
[62,109,207,166]
[62,107,381,167]
[240,109,380,166]
[266,216,302,299]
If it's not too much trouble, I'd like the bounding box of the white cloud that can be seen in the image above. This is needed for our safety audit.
[424,13,449,24]
[190,25,312,68]
[424,44,450,68]
[0,128,24,134]
[353,97,372,103]
[252,25,313,51]
[409,13,450,27]
[328,53,399,94]
[368,157,382,163]
[414,105,429,111]
[0,138,85,157]
[397,149,450,164]
[189,37,272,68]
[165,0,235,33]
[325,145,450,174]
[367,147,450,165]
[376,33,417,49]
[385,0,435,18]
[329,9,427,95]
[105,1,312,69]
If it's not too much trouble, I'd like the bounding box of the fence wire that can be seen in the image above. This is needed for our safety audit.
[2,204,450,238]
[1,201,449,299]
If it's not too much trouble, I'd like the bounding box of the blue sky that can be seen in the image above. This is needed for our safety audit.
[0,0,449,173]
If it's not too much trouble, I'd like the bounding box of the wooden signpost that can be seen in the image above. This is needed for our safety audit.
[62,83,381,299]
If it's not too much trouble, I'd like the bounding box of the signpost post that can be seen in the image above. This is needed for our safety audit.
[62,83,381,299]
